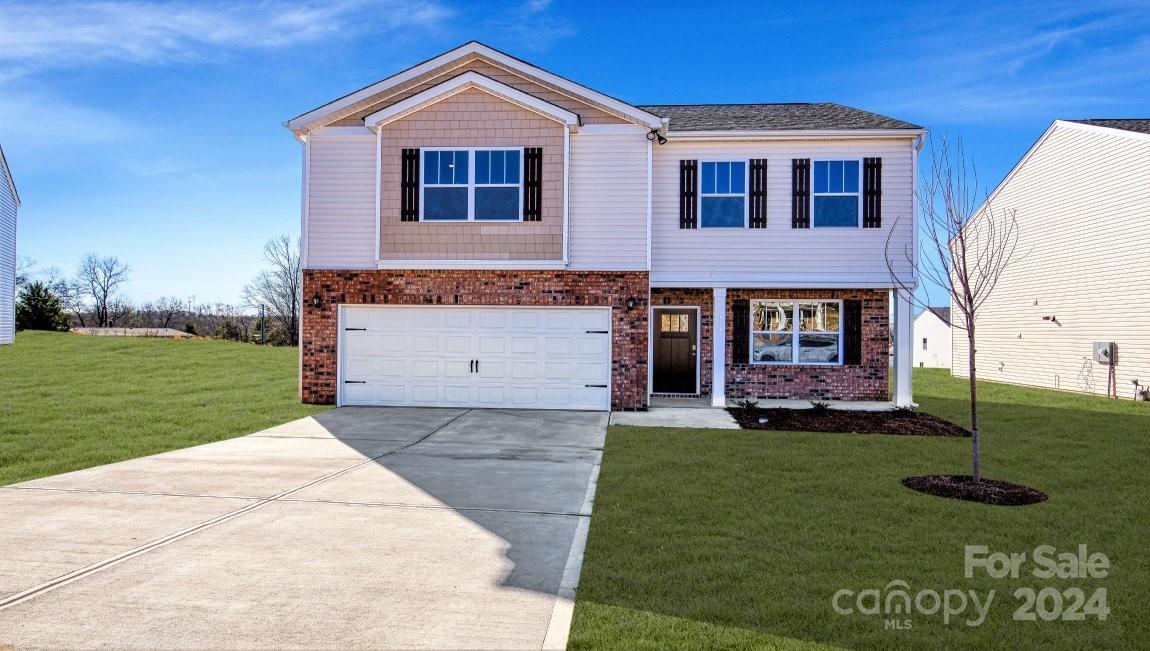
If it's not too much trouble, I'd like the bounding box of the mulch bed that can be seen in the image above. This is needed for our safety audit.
[727,407,971,437]
[902,474,1049,506]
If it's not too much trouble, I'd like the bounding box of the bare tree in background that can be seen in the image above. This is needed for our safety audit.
[887,136,1022,483]
[15,256,36,291]
[243,235,301,346]
[76,254,131,327]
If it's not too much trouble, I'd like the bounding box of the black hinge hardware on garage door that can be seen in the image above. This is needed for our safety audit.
[732,298,750,363]
[523,147,543,221]
[585,384,608,388]
[842,299,863,365]
[401,148,420,221]
[749,158,768,228]
[344,327,366,331]
[585,330,609,334]
[344,380,366,384]
[679,160,698,229]
[862,157,882,228]
[791,159,811,228]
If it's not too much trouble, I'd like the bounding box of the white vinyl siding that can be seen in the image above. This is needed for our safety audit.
[306,133,378,268]
[650,139,916,287]
[567,130,649,270]
[0,159,16,344]
[913,311,951,368]
[951,123,1150,397]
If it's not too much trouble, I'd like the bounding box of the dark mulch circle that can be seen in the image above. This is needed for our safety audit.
[727,407,971,437]
[902,474,1048,506]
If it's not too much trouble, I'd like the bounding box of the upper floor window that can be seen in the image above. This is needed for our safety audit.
[751,299,842,365]
[422,148,522,221]
[700,161,746,228]
[812,160,860,227]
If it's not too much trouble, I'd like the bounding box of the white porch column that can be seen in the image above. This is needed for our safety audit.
[711,287,727,407]
[893,289,914,406]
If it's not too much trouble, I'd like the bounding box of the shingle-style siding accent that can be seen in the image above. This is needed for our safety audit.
[302,269,650,410]
[320,56,629,131]
[650,139,916,287]
[568,130,649,270]
[952,123,1150,396]
[378,88,564,261]
[306,133,378,268]
[0,157,18,344]
[651,288,715,396]
[725,289,889,401]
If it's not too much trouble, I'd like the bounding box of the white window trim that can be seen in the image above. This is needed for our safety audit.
[698,159,749,229]
[419,147,526,222]
[749,299,844,366]
[810,158,863,228]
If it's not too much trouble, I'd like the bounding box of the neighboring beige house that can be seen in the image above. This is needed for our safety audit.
[285,41,925,411]
[0,144,18,345]
[953,119,1150,398]
[914,307,951,368]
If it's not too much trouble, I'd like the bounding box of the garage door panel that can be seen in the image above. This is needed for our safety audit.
[340,306,611,410]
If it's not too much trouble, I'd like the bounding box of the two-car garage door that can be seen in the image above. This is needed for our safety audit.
[339,305,612,411]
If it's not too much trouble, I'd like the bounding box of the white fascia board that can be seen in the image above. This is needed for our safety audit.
[285,41,664,132]
[362,72,580,131]
[665,129,926,141]
[377,259,568,270]
[651,276,909,290]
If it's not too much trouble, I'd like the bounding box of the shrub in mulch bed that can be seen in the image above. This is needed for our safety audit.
[726,407,971,437]
[902,475,1048,506]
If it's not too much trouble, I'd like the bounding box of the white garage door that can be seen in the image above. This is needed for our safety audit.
[339,305,612,411]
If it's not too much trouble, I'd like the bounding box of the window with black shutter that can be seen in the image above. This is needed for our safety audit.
[749,159,767,228]
[523,147,543,221]
[679,160,697,229]
[862,157,882,228]
[400,148,419,221]
[732,298,750,363]
[791,158,810,228]
[842,299,863,365]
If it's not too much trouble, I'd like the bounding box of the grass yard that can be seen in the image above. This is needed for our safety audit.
[0,331,327,485]
[571,370,1150,650]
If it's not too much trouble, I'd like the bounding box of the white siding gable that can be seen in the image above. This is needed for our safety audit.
[914,310,951,368]
[305,131,378,269]
[650,138,916,287]
[568,129,649,270]
[0,155,16,344]
[951,122,1150,396]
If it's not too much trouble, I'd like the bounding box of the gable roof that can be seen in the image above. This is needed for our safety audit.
[921,307,950,323]
[0,144,19,208]
[1066,119,1149,135]
[285,41,665,134]
[637,103,922,132]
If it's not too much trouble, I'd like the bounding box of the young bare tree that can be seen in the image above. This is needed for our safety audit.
[242,235,301,346]
[76,254,131,327]
[887,136,1022,483]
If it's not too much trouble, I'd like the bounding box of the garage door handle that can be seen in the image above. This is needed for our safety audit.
[470,360,475,373]
[344,380,366,384]
[585,384,607,388]
[345,327,366,332]
[585,330,608,334]
[475,359,480,373]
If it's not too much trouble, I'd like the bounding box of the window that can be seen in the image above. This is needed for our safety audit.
[922,337,928,350]
[812,160,860,227]
[751,300,842,364]
[421,148,522,221]
[700,161,746,227]
[660,313,690,333]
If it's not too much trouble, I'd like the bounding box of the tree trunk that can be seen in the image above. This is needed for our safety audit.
[967,320,981,483]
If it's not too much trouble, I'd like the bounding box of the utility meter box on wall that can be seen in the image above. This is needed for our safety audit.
[1093,341,1116,365]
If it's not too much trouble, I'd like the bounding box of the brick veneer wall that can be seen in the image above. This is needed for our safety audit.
[725,289,890,401]
[651,288,714,396]
[302,269,649,410]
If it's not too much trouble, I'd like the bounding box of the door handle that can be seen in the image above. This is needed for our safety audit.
[475,359,480,373]
[470,359,475,373]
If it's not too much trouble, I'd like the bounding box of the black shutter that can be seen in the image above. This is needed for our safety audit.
[679,160,697,229]
[749,159,767,229]
[843,299,862,365]
[523,147,543,221]
[732,298,750,364]
[791,158,810,228]
[401,148,419,221]
[863,157,882,228]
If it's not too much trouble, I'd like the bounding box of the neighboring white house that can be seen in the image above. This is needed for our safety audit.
[914,307,951,368]
[952,119,1150,398]
[0,144,19,345]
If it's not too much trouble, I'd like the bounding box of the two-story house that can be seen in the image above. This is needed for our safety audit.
[286,42,922,412]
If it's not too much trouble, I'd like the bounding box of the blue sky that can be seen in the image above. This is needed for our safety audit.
[2,0,1147,307]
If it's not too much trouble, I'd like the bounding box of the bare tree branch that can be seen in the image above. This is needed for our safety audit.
[242,235,301,346]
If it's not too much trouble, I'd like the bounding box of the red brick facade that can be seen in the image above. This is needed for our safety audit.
[301,269,650,410]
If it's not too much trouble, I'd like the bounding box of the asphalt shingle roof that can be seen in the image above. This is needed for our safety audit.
[926,307,951,323]
[1067,119,1150,135]
[636,102,922,132]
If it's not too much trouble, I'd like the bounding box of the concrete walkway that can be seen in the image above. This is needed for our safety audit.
[0,407,607,650]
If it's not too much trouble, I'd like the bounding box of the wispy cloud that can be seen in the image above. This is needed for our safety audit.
[0,0,452,74]
[476,0,575,52]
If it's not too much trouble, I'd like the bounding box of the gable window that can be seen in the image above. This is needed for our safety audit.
[699,161,746,228]
[751,300,842,364]
[421,148,522,221]
[812,160,860,227]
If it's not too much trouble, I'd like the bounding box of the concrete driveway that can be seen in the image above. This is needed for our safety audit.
[0,407,607,650]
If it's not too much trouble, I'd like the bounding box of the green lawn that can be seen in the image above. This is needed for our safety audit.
[0,331,328,485]
[571,370,1149,650]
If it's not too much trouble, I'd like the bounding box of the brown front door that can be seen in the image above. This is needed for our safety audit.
[653,309,698,394]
